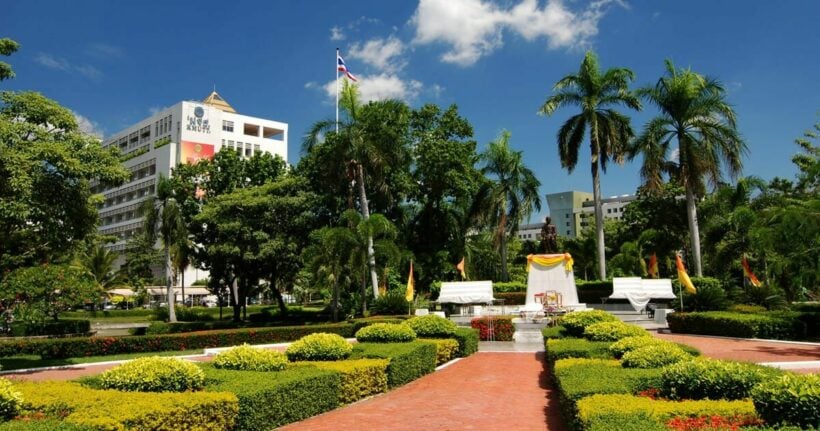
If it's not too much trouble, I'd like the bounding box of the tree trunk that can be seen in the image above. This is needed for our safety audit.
[332,279,339,322]
[590,132,607,280]
[685,187,703,277]
[165,246,177,322]
[270,284,288,317]
[230,277,241,322]
[181,268,185,307]
[500,225,509,282]
[361,272,367,316]
[356,164,379,298]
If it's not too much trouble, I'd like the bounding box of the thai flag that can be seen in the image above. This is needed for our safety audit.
[337,54,358,82]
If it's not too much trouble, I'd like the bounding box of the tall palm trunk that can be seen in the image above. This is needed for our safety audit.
[498,211,509,282]
[331,278,339,322]
[685,187,703,276]
[165,246,176,322]
[356,164,379,298]
[590,127,607,280]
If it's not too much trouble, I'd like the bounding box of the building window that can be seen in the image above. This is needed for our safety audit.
[222,120,234,132]
[245,142,252,157]
[566,222,570,227]
[607,208,612,214]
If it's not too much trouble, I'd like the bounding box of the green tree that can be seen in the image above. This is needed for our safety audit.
[75,244,127,296]
[0,91,129,277]
[539,51,641,280]
[471,130,541,282]
[303,82,411,297]
[0,264,99,322]
[141,176,186,322]
[630,60,746,276]
[0,38,20,81]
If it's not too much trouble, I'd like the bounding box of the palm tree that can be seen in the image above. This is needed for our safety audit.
[303,81,410,298]
[630,59,745,276]
[472,130,541,282]
[141,175,187,322]
[539,51,641,280]
[75,245,127,305]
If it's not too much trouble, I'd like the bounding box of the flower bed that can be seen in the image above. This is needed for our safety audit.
[470,316,514,341]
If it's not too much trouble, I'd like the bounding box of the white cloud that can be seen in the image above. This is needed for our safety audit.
[148,105,172,116]
[34,52,102,80]
[73,111,104,139]
[411,0,620,66]
[349,36,406,73]
[330,26,345,41]
[87,43,123,59]
[319,74,422,104]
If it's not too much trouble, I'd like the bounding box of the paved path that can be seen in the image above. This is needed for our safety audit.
[278,352,565,431]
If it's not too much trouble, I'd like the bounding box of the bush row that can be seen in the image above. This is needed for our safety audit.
[492,281,527,292]
[351,341,437,388]
[470,316,514,341]
[14,380,238,430]
[299,359,390,404]
[667,311,809,340]
[5,320,91,337]
[142,315,404,336]
[0,323,355,359]
[421,338,460,366]
[493,291,526,305]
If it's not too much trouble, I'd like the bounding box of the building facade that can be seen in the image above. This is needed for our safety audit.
[94,92,288,284]
[545,191,636,238]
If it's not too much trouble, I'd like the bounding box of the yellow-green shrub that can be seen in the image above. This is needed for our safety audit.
[99,356,204,392]
[609,336,673,359]
[583,322,649,342]
[212,344,287,372]
[751,373,820,428]
[0,378,21,420]
[285,333,353,361]
[14,381,237,430]
[660,358,784,401]
[355,323,416,343]
[559,310,619,337]
[405,315,458,338]
[305,359,389,404]
[621,344,691,368]
[577,394,755,430]
[420,338,460,366]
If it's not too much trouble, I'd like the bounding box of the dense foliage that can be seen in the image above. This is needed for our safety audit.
[354,323,416,343]
[212,344,288,372]
[285,333,353,361]
[99,356,204,392]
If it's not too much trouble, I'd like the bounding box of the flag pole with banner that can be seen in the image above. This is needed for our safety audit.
[406,261,415,314]
[675,254,697,310]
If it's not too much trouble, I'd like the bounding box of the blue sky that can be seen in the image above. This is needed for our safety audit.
[3,1,818,221]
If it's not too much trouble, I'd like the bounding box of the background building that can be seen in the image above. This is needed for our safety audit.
[544,191,636,238]
[93,91,288,286]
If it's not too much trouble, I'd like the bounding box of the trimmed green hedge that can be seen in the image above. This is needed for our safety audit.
[62,309,155,319]
[576,394,755,431]
[301,359,390,404]
[492,281,527,292]
[420,338,460,365]
[559,310,619,337]
[0,420,95,431]
[451,327,479,357]
[351,341,437,388]
[14,380,238,430]
[355,323,416,343]
[0,323,355,359]
[553,358,662,430]
[545,338,613,370]
[204,364,340,431]
[583,321,648,342]
[7,320,91,337]
[667,311,808,340]
[752,374,820,428]
[494,291,526,305]
[660,358,784,401]
[542,325,568,341]
[99,356,205,392]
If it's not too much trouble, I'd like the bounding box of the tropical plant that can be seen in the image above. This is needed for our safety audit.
[303,81,411,298]
[74,245,127,295]
[471,130,541,281]
[539,51,641,279]
[630,59,746,276]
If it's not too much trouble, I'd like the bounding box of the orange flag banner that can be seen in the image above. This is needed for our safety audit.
[405,261,415,302]
[648,253,659,278]
[741,256,762,287]
[456,257,466,280]
[675,254,697,294]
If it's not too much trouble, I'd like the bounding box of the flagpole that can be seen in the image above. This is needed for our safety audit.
[335,48,339,133]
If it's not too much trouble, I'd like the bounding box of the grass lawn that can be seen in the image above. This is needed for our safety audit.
[0,349,205,371]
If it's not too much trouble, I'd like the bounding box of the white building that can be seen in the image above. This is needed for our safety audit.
[94,91,288,285]
[544,191,636,238]
[579,194,636,230]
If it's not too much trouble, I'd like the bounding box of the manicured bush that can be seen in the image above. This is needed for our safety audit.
[576,394,756,431]
[14,380,237,430]
[751,373,820,428]
[553,358,663,430]
[0,378,21,420]
[62,309,155,319]
[286,333,353,362]
[492,281,527,292]
[349,317,408,333]
[355,323,416,343]
[545,338,613,372]
[609,336,673,359]
[494,292,526,305]
[583,321,648,342]
[470,316,514,341]
[575,280,614,304]
[7,320,91,337]
[351,341,437,388]
[370,291,411,316]
[791,302,820,313]
[542,325,568,342]
[621,344,691,368]
[667,311,807,340]
[154,306,216,322]
[420,338,460,365]
[728,304,768,314]
[0,420,95,430]
[203,365,339,431]
[559,310,619,337]
[451,327,479,357]
[301,359,389,404]
[0,322,355,359]
[99,356,205,392]
[660,358,784,401]
[405,314,457,338]
[212,344,288,372]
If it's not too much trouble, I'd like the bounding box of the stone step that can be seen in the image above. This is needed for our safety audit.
[514,330,544,344]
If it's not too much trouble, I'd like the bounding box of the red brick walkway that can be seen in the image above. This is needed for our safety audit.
[278,352,565,431]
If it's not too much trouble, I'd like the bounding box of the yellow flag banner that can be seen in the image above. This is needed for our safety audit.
[675,254,697,294]
[527,253,574,272]
[741,256,762,287]
[405,261,415,302]
[456,257,467,279]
